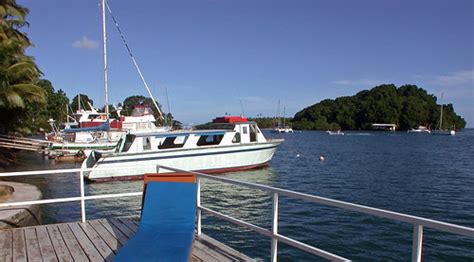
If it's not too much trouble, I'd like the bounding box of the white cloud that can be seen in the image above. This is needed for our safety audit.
[332,79,387,86]
[434,69,474,87]
[72,36,99,50]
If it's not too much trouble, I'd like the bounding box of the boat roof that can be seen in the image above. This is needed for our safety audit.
[130,129,230,138]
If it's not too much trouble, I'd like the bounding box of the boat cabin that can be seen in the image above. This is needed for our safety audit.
[114,117,267,154]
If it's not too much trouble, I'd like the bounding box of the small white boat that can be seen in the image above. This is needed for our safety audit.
[272,127,294,133]
[326,130,344,136]
[82,116,284,181]
[407,126,431,134]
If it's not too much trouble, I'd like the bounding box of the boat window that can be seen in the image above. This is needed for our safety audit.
[243,126,248,134]
[232,132,241,143]
[143,137,151,150]
[197,134,224,146]
[158,136,186,149]
[250,125,257,142]
[122,135,136,152]
[115,138,123,152]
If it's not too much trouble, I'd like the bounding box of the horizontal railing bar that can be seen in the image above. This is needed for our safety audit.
[275,234,350,262]
[200,206,350,262]
[199,206,272,237]
[0,165,157,177]
[158,165,474,238]
[0,192,142,208]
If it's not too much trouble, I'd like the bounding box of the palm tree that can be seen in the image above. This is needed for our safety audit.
[0,0,45,109]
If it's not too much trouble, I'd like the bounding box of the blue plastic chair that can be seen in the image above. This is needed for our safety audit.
[114,175,197,262]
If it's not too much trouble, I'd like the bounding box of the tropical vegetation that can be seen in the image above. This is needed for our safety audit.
[292,84,466,131]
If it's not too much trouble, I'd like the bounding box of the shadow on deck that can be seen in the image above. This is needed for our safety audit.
[0,217,255,262]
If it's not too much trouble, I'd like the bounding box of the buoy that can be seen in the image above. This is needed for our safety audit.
[296,154,300,158]
[319,155,325,161]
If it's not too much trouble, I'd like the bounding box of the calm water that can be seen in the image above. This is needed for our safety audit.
[2,130,473,261]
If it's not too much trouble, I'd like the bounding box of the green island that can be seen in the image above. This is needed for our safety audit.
[252,84,466,131]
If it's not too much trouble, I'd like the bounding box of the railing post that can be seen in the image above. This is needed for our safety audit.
[411,224,423,262]
[271,192,279,262]
[197,176,202,236]
[79,169,86,223]
[156,165,160,174]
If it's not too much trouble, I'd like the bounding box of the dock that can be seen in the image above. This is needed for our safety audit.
[0,217,255,262]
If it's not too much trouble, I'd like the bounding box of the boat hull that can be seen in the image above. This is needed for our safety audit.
[82,141,282,181]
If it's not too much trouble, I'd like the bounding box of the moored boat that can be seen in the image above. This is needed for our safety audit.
[407,125,431,134]
[82,116,284,181]
[326,130,344,135]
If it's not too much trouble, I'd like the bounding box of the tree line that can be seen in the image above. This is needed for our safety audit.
[291,84,466,131]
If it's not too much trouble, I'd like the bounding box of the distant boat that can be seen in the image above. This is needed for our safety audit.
[432,93,455,136]
[407,126,431,134]
[271,101,293,133]
[326,130,344,136]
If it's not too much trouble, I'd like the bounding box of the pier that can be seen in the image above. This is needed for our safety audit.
[0,165,473,261]
[0,217,253,261]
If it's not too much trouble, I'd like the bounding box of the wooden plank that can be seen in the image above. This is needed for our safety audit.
[24,228,41,262]
[57,224,88,261]
[78,222,114,260]
[68,222,103,261]
[117,217,138,232]
[98,219,129,246]
[194,234,255,262]
[0,230,13,261]
[45,224,73,262]
[107,218,136,238]
[12,229,27,262]
[88,220,122,252]
[35,226,57,262]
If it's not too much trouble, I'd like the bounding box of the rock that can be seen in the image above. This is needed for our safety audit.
[0,181,42,229]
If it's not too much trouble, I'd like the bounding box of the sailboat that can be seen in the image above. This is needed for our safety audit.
[47,0,172,158]
[432,93,455,136]
[271,101,293,133]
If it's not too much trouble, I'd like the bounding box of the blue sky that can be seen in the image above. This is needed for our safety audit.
[19,0,473,126]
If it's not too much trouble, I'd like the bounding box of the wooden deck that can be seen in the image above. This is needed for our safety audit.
[0,217,255,262]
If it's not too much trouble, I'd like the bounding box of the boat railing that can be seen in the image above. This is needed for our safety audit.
[0,165,473,262]
[155,164,474,262]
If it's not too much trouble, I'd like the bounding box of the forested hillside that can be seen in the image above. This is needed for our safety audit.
[292,84,466,131]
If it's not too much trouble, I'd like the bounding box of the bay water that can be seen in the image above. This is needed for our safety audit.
[2,129,473,261]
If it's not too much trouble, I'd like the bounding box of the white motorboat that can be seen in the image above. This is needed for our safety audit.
[407,126,431,134]
[326,130,344,136]
[272,127,294,133]
[82,117,284,181]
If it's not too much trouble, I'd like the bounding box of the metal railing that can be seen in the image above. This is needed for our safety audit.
[156,165,474,262]
[0,165,473,262]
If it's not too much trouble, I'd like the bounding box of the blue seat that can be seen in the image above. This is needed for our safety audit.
[114,179,197,262]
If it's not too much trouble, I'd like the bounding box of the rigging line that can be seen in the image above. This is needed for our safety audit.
[105,1,164,120]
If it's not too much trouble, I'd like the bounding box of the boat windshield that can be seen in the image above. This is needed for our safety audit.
[121,135,136,152]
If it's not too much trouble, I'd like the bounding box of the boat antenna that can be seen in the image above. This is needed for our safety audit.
[101,0,109,119]
[239,99,245,117]
[105,2,164,121]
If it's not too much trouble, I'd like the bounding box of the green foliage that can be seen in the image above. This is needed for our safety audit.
[70,94,94,111]
[0,0,48,134]
[292,84,466,131]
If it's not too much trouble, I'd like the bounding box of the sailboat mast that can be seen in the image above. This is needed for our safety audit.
[439,93,444,130]
[102,0,109,118]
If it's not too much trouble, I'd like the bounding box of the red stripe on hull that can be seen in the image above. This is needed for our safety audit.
[87,161,271,183]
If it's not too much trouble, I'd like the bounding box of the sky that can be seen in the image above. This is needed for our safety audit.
[18,0,473,127]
